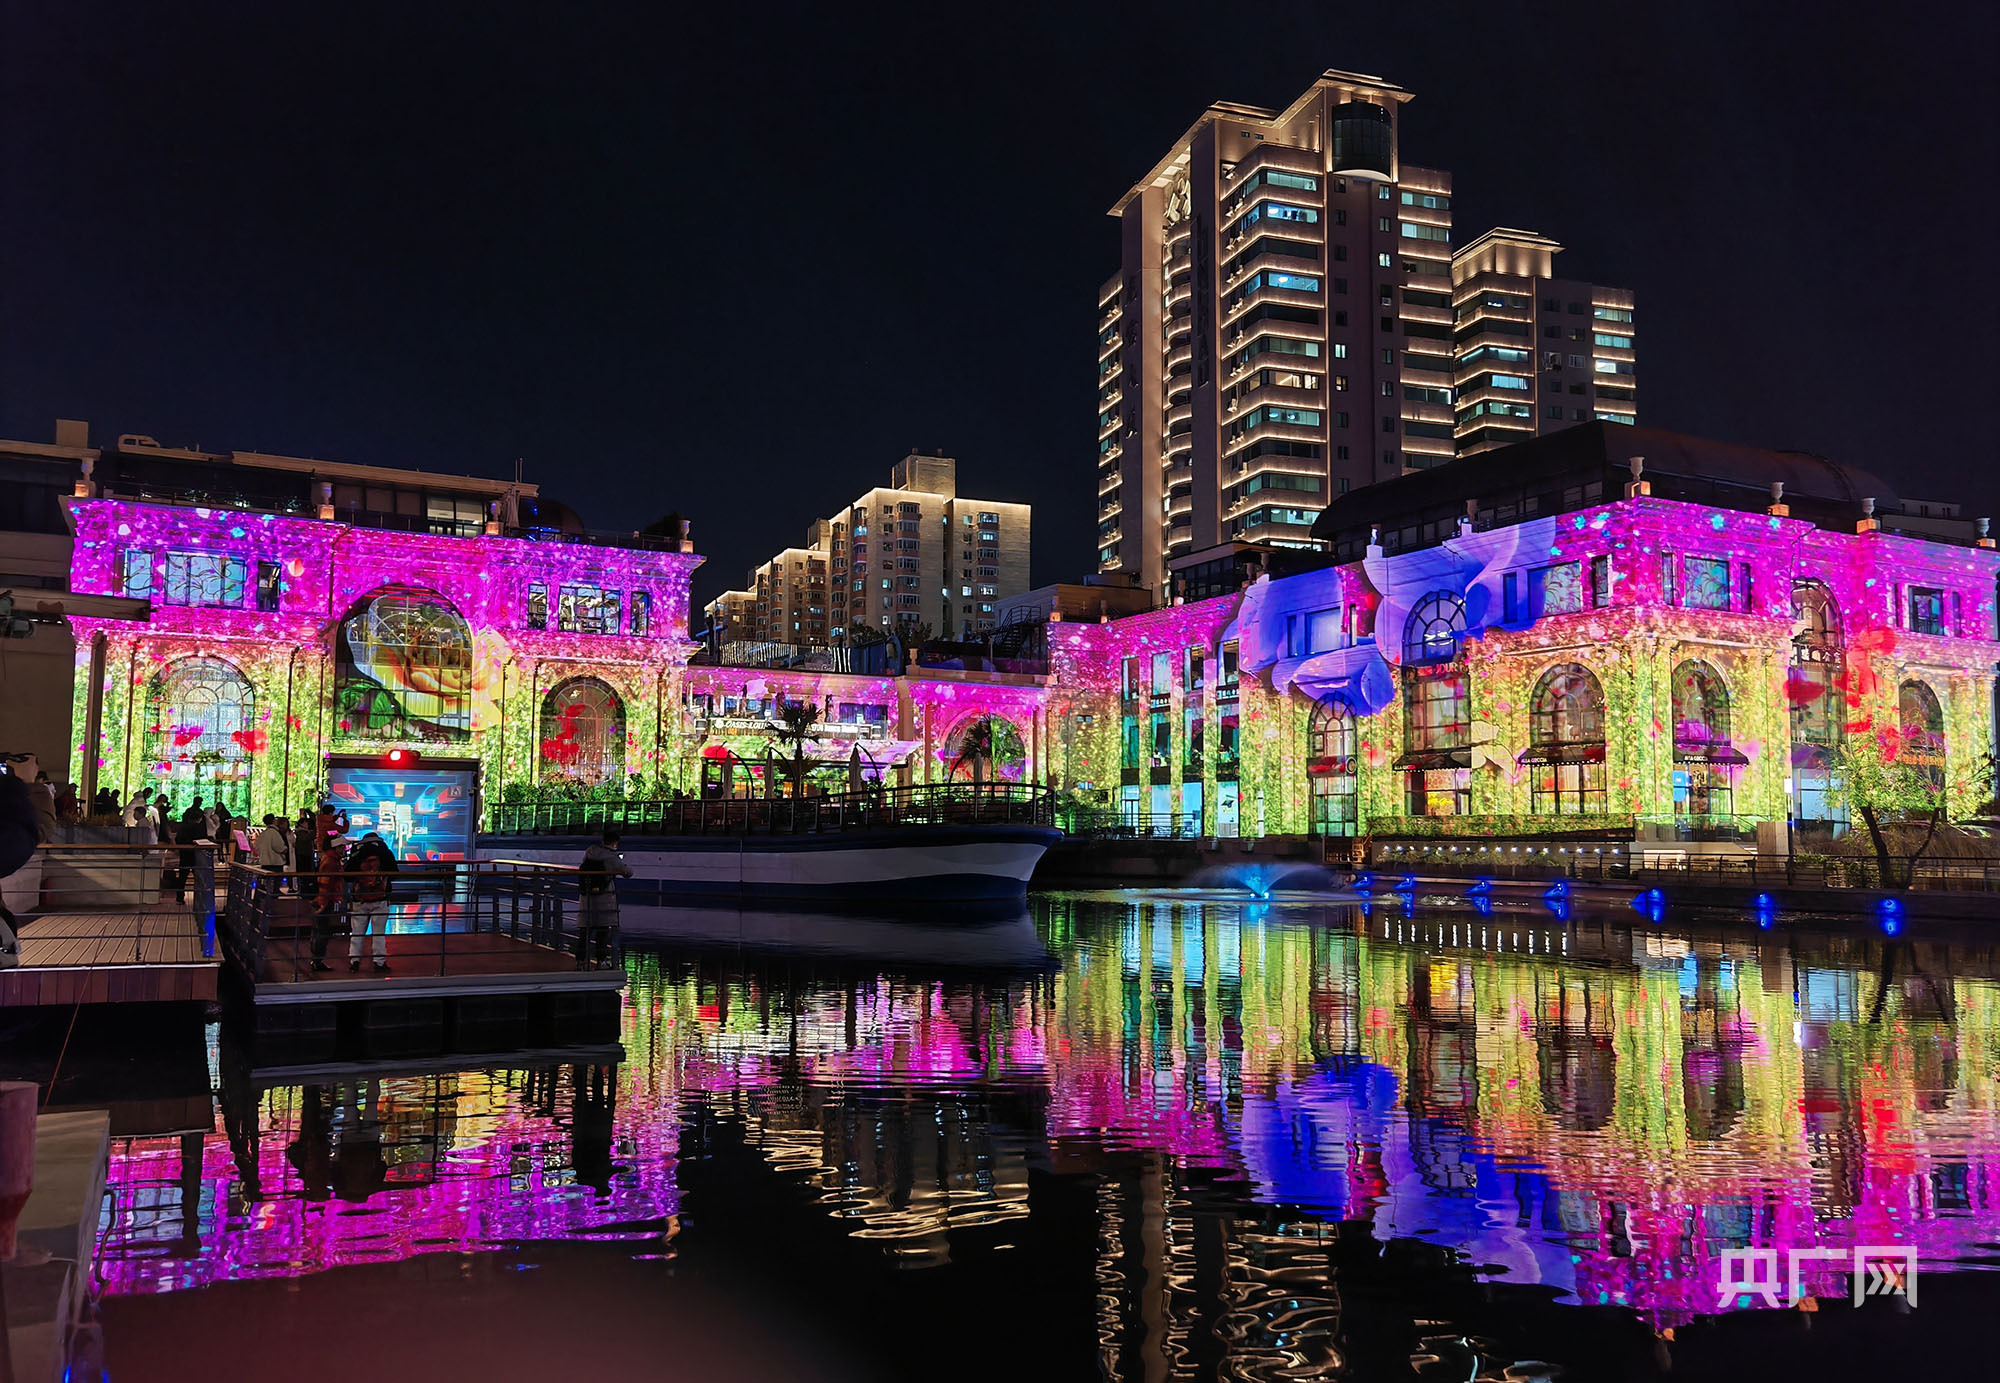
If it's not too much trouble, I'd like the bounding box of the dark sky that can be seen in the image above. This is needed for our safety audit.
[5,2,1994,610]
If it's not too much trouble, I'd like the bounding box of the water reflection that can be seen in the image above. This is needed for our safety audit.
[95,893,2000,1370]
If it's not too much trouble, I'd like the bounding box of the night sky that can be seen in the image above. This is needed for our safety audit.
[4,2,1993,611]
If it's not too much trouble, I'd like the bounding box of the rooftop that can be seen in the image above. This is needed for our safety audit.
[1311,423,1950,559]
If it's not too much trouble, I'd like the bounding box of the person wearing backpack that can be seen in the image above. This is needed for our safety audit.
[347,832,398,973]
[576,830,631,967]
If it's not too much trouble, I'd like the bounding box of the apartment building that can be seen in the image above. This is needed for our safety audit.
[706,453,1031,645]
[1095,68,1633,592]
[1451,229,1637,457]
[750,546,832,645]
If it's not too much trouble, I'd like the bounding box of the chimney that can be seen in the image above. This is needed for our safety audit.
[1857,497,1879,534]
[1624,456,1649,499]
[1978,518,1993,550]
[1766,481,1789,518]
[317,481,335,521]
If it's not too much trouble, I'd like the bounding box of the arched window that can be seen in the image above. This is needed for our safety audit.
[1790,581,1843,822]
[539,678,627,787]
[334,589,475,742]
[1527,663,1606,815]
[942,715,1027,783]
[1402,592,1465,665]
[1670,660,1738,819]
[1899,680,1946,792]
[143,657,258,816]
[1399,594,1470,817]
[1306,697,1357,837]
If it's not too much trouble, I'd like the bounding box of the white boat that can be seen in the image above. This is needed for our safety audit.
[479,785,1058,904]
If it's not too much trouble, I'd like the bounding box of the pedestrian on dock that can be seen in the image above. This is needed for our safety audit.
[256,813,289,883]
[347,832,398,973]
[576,829,631,967]
[0,757,41,962]
[294,808,317,900]
[122,789,150,834]
[308,834,347,972]
[175,798,209,904]
[92,786,118,818]
[54,780,79,825]
[27,770,57,844]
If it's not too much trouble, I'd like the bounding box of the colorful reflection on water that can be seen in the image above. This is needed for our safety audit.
[95,893,2000,1361]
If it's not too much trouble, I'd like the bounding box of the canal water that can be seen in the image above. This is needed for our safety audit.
[77,891,2000,1380]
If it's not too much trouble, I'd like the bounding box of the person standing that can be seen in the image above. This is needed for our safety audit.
[576,829,631,968]
[255,813,289,877]
[175,797,209,905]
[346,833,398,973]
[0,758,45,961]
[294,808,318,901]
[27,771,57,844]
[308,833,348,973]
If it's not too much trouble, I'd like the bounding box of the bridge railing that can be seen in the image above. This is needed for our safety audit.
[486,782,1055,838]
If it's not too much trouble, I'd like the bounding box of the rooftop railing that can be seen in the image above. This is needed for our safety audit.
[486,782,1055,838]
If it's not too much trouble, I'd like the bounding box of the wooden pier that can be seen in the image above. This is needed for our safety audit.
[220,861,626,1068]
[0,902,217,1008]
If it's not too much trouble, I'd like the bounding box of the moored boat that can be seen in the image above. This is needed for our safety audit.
[479,783,1057,904]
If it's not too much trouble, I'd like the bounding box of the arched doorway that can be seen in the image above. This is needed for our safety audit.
[143,656,258,817]
[1306,697,1357,837]
[1526,663,1606,815]
[1670,659,1739,820]
[1899,680,1946,793]
[941,715,1027,784]
[1789,581,1843,822]
[539,678,627,787]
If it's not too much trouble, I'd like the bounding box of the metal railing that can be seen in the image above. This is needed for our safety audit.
[3,841,221,974]
[487,782,1055,838]
[220,859,622,986]
[1060,808,1204,840]
[1364,846,2000,893]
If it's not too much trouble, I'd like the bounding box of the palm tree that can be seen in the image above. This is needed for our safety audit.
[768,700,819,794]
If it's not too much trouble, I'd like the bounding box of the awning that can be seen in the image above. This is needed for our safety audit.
[1393,748,1472,771]
[1675,742,1750,766]
[1515,743,1606,766]
[700,736,922,767]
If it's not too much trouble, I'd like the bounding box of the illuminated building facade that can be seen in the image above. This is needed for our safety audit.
[65,491,701,849]
[61,423,1998,853]
[1053,426,2000,843]
[1094,69,1635,591]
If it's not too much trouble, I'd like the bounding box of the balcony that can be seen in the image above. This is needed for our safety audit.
[1166,401,1193,428]
[1233,381,1321,415]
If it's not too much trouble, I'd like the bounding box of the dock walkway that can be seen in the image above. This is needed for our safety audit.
[1,904,216,1007]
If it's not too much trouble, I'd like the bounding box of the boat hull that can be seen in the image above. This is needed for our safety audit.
[478,824,1059,903]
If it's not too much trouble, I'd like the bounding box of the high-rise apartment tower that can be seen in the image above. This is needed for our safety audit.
[1094,69,1634,590]
[1450,229,1637,457]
